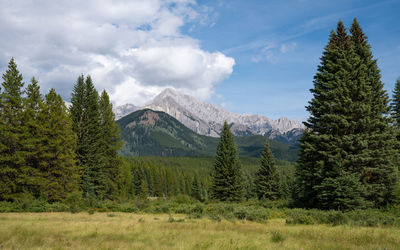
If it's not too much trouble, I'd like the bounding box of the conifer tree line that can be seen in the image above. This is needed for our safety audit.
[295,19,399,210]
[0,58,80,201]
[0,58,121,202]
[119,159,209,201]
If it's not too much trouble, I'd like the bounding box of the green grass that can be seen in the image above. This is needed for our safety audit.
[0,212,399,249]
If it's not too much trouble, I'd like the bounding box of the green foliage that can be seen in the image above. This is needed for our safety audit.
[0,58,26,200]
[99,90,123,200]
[270,231,286,243]
[22,77,44,197]
[210,121,244,202]
[255,140,280,200]
[66,191,84,213]
[296,19,398,210]
[40,89,80,201]
[118,109,219,157]
[392,77,400,128]
[70,76,122,201]
[191,175,203,201]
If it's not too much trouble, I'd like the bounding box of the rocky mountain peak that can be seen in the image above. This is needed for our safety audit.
[138,88,305,138]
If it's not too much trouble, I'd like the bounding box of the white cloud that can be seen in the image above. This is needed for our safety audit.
[280,42,297,53]
[0,0,234,106]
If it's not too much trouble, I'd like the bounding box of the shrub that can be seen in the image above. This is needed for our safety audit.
[66,191,83,213]
[285,209,315,225]
[270,230,286,243]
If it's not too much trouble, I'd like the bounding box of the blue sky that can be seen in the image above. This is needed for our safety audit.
[188,0,400,119]
[0,0,399,121]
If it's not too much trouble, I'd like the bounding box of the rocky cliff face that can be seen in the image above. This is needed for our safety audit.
[113,103,138,120]
[138,88,304,139]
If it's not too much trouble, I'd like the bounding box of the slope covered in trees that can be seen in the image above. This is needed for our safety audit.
[118,109,300,161]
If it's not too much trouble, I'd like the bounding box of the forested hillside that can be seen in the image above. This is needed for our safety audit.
[118,109,300,161]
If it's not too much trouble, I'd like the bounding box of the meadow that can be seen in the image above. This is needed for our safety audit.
[1,212,400,249]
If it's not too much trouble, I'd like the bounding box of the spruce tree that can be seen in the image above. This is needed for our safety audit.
[99,90,122,199]
[0,58,26,200]
[392,78,400,128]
[255,140,280,200]
[191,175,202,201]
[296,20,398,209]
[70,75,86,166]
[210,121,244,202]
[139,178,148,199]
[70,75,106,199]
[83,76,105,199]
[40,89,80,201]
[23,77,45,197]
[349,18,398,207]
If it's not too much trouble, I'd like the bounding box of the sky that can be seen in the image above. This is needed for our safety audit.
[0,0,399,120]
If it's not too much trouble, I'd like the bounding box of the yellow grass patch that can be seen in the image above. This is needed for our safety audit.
[0,212,399,249]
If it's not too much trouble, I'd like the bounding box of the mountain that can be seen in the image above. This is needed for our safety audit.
[113,103,138,120]
[137,88,304,141]
[118,109,218,157]
[117,109,299,161]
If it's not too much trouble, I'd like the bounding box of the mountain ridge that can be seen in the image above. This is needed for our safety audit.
[114,88,304,140]
[117,109,300,161]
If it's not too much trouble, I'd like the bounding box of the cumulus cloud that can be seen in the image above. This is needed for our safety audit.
[0,0,235,106]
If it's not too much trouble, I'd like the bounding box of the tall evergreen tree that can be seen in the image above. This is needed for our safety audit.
[210,121,244,202]
[255,140,280,200]
[392,78,400,128]
[22,77,45,197]
[40,89,80,201]
[191,174,202,201]
[99,90,122,199]
[70,75,86,166]
[70,75,105,199]
[295,20,398,209]
[349,18,398,207]
[82,76,105,199]
[0,58,26,200]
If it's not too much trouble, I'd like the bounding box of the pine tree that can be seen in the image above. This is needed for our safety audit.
[99,90,122,200]
[139,178,148,199]
[295,20,398,209]
[40,89,80,201]
[210,121,244,202]
[191,174,202,201]
[70,75,86,166]
[133,165,145,196]
[0,58,26,200]
[70,75,106,199]
[392,78,400,128]
[255,140,280,200]
[23,77,45,197]
[349,18,398,207]
[295,21,365,209]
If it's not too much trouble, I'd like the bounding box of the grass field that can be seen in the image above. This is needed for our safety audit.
[1,213,400,249]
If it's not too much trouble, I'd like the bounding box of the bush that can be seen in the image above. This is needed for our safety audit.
[66,191,83,213]
[188,204,203,218]
[168,215,184,223]
[270,230,286,243]
[285,209,316,225]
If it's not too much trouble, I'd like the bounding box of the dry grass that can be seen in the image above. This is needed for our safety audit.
[0,212,399,249]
